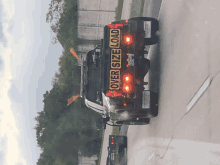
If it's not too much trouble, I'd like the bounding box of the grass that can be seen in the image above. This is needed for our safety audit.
[130,0,145,17]
[97,130,105,165]
[112,126,120,135]
[139,0,145,17]
[115,0,124,21]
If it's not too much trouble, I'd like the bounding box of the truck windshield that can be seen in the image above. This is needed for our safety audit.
[85,50,102,105]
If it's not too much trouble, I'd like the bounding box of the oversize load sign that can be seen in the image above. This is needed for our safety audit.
[109,29,120,48]
[109,70,120,90]
[111,49,121,69]
[109,49,121,90]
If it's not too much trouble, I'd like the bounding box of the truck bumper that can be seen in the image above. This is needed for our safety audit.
[114,90,158,119]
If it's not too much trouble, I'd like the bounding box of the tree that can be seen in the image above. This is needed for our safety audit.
[46,0,65,44]
[35,1,104,163]
[79,138,102,157]
[46,0,78,46]
[37,150,56,165]
[55,131,80,161]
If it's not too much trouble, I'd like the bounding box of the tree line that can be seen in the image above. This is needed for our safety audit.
[35,0,102,164]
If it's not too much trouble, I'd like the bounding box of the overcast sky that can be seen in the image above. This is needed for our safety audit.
[0,0,63,164]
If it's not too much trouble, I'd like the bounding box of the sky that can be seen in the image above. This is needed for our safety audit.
[0,0,63,164]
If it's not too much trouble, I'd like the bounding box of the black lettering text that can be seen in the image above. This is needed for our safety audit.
[112,54,120,60]
[111,38,119,43]
[111,75,119,79]
[111,70,119,75]
[112,49,121,54]
[110,84,119,89]
[111,30,119,34]
[112,62,120,68]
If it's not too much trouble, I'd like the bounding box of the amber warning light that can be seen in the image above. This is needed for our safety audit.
[123,34,133,45]
[106,90,122,97]
[122,74,133,93]
[123,84,131,93]
[108,24,124,29]
[124,75,131,82]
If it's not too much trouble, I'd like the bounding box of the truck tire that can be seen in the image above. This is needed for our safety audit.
[128,17,159,45]
[149,92,159,117]
[143,58,150,68]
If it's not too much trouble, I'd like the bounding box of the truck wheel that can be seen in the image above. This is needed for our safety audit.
[143,58,150,68]
[128,17,159,45]
[149,92,159,117]
[151,104,158,117]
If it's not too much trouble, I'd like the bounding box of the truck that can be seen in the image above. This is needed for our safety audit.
[71,17,159,126]
[106,135,127,165]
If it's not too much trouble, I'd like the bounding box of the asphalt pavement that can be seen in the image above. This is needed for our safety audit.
[101,0,220,164]
[127,0,220,164]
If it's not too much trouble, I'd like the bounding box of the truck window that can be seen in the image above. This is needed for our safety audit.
[85,50,103,105]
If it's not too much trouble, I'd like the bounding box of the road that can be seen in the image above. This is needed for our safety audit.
[125,0,220,164]
[101,0,220,164]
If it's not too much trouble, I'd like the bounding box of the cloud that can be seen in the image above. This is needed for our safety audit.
[1,0,15,20]
[0,20,7,47]
[0,151,6,165]
[0,56,4,71]
[0,0,27,165]
[0,45,27,165]
[0,140,6,164]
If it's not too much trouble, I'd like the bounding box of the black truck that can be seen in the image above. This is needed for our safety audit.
[106,135,127,165]
[76,17,159,126]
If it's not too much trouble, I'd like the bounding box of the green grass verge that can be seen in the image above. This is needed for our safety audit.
[139,0,145,17]
[112,126,120,135]
[115,0,124,21]
[130,0,145,17]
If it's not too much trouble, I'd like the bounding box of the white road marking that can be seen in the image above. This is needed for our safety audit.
[187,77,211,113]
[148,152,154,161]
